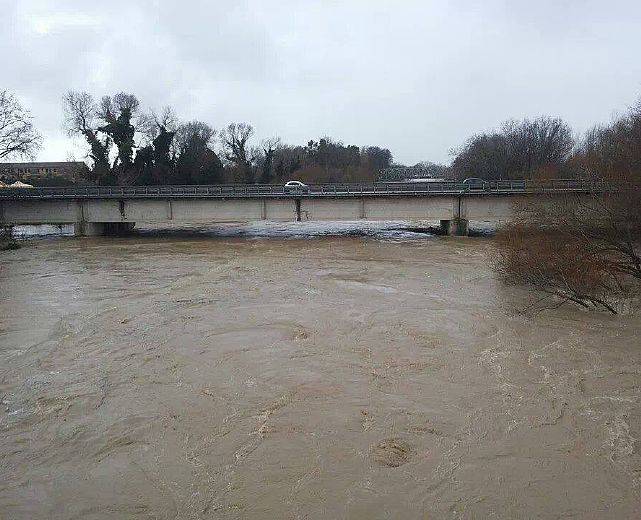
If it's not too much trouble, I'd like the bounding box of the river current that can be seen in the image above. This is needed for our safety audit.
[1,223,639,519]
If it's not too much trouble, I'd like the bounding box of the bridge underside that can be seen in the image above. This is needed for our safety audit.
[0,194,542,236]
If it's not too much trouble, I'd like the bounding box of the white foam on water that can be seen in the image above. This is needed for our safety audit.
[135,220,436,242]
[10,224,74,238]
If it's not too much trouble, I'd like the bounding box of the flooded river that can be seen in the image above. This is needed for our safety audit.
[1,223,640,519]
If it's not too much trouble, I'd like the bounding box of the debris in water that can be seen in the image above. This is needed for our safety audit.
[371,438,412,467]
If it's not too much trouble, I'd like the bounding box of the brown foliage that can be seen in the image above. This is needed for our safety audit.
[494,99,641,314]
[496,224,622,313]
[288,164,377,184]
[494,190,641,314]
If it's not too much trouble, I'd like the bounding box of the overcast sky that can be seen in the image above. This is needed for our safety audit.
[3,0,641,165]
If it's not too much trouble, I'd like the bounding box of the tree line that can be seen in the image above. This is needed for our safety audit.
[450,116,574,180]
[60,91,393,186]
[1,87,639,188]
[54,91,641,185]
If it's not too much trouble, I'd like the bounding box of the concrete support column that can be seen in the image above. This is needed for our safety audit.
[73,222,135,236]
[295,199,302,222]
[73,222,106,236]
[440,218,469,236]
[104,222,135,235]
[1,225,13,239]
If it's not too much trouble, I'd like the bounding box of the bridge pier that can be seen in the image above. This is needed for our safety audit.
[1,224,13,239]
[74,222,105,236]
[105,222,135,235]
[440,218,469,236]
[73,222,135,236]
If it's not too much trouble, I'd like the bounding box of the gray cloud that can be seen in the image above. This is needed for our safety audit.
[3,0,641,164]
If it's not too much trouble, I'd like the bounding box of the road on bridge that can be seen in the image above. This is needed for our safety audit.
[0,179,606,200]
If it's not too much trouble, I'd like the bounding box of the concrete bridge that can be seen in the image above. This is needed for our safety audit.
[0,180,601,236]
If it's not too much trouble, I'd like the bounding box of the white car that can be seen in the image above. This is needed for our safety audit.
[284,180,309,193]
[462,177,489,190]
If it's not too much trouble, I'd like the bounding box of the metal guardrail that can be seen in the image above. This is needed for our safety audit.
[0,179,608,200]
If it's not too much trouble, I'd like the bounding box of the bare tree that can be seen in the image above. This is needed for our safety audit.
[132,107,179,185]
[175,121,223,184]
[262,136,280,153]
[63,90,143,184]
[63,91,111,182]
[97,93,139,123]
[220,122,254,183]
[63,91,95,135]
[451,116,574,180]
[504,117,574,177]
[175,121,215,152]
[139,106,178,145]
[257,137,280,183]
[0,90,42,160]
[272,144,305,181]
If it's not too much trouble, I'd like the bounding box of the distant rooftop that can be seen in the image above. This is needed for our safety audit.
[0,161,87,183]
[1,161,85,168]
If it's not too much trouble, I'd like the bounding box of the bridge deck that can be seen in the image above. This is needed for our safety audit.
[0,179,605,200]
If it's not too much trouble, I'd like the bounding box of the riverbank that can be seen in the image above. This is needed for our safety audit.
[0,239,20,251]
[0,226,20,251]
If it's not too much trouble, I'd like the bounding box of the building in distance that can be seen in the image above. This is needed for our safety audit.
[0,161,88,186]
[378,162,451,183]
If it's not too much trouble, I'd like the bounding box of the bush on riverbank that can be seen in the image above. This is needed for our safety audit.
[494,100,641,314]
[0,240,21,251]
[494,224,637,314]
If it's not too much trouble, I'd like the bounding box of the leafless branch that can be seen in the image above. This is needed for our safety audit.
[0,90,42,160]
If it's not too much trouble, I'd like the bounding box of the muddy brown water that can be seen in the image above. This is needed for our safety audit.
[1,226,640,519]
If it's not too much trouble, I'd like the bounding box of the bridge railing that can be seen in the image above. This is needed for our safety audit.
[0,179,609,199]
